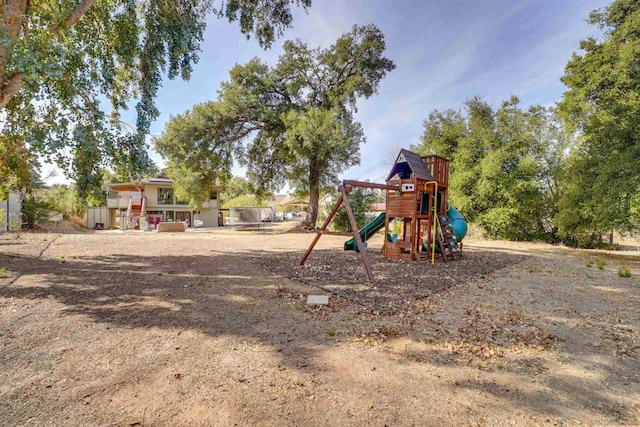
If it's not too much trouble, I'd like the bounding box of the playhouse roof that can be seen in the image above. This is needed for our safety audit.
[386,149,435,182]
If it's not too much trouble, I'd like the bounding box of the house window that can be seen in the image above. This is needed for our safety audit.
[165,210,175,222]
[175,211,191,226]
[147,211,164,226]
[158,188,174,205]
[209,191,218,200]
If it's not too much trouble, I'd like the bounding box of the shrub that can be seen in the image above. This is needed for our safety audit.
[618,268,631,278]
[331,188,379,232]
[21,194,52,229]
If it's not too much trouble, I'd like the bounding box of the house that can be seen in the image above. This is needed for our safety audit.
[278,195,309,213]
[106,171,223,229]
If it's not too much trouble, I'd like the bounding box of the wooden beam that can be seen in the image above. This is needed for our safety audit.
[313,230,354,236]
[340,185,374,282]
[299,195,343,265]
[342,180,399,191]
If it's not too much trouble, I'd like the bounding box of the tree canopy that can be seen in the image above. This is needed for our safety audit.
[557,0,640,243]
[0,0,311,197]
[413,96,571,242]
[155,24,395,226]
[220,176,257,205]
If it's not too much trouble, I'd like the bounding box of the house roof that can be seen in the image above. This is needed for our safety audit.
[106,168,225,190]
[273,194,289,204]
[140,168,172,184]
[279,196,309,207]
[140,177,172,185]
[368,203,386,212]
[106,183,141,191]
[386,149,435,182]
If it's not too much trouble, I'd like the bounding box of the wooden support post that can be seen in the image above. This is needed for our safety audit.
[340,185,374,282]
[411,191,418,261]
[299,195,344,265]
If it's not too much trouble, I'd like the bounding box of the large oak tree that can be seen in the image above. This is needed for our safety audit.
[155,24,395,226]
[0,0,311,196]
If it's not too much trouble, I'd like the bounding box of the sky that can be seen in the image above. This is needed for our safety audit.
[45,0,611,189]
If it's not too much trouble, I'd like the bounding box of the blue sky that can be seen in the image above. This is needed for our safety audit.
[47,0,610,188]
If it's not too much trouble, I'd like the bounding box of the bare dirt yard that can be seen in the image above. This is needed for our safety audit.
[1,223,639,426]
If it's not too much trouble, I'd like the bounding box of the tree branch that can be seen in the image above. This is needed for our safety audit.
[0,0,29,86]
[0,72,23,110]
[62,0,96,29]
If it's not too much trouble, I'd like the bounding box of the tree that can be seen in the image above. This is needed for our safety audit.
[153,102,235,209]
[157,24,395,228]
[40,184,86,219]
[414,96,569,241]
[224,194,268,208]
[557,0,640,241]
[0,135,32,198]
[0,0,312,198]
[330,187,379,232]
[220,176,256,205]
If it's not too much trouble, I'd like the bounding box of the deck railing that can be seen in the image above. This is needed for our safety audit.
[422,155,449,186]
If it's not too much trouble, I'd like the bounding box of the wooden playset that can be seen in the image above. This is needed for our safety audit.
[300,149,467,282]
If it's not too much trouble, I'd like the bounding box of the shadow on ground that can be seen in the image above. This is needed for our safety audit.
[252,247,527,308]
[0,245,637,424]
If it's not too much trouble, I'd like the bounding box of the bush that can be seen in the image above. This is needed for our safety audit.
[618,267,631,278]
[331,188,379,232]
[21,194,52,229]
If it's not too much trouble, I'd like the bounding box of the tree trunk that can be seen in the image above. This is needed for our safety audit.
[303,161,320,229]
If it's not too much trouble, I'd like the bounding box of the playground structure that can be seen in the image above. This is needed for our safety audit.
[300,149,467,281]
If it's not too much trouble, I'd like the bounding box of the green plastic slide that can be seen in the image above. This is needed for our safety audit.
[344,212,388,251]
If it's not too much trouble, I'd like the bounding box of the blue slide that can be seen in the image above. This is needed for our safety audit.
[447,206,468,241]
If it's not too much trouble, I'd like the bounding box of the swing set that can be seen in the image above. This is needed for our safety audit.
[299,149,468,282]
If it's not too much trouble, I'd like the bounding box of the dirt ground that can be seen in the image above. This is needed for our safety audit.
[0,222,639,426]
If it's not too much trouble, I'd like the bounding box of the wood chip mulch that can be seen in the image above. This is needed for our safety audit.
[253,247,527,309]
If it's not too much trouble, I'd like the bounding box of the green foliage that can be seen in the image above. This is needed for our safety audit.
[331,188,379,232]
[1,0,311,200]
[618,267,631,278]
[0,267,10,278]
[154,102,235,209]
[224,194,268,208]
[585,259,594,268]
[0,135,32,197]
[220,177,256,205]
[414,97,570,241]
[596,259,606,270]
[158,24,394,228]
[557,0,640,242]
[21,193,52,229]
[40,185,87,219]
